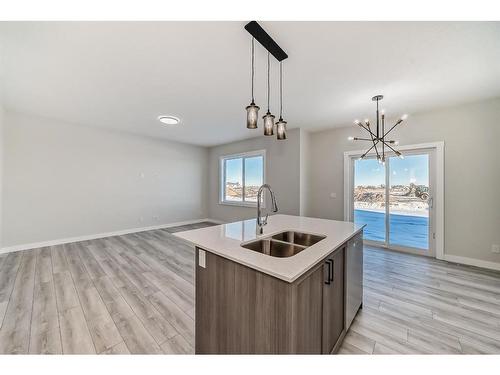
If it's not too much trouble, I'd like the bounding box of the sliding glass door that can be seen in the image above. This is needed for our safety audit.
[388,154,430,250]
[351,149,435,255]
[353,158,386,243]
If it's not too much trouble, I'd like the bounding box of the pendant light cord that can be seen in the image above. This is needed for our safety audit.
[267,52,270,112]
[279,62,283,119]
[251,38,255,103]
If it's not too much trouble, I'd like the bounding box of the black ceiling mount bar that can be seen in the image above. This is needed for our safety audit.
[244,21,288,62]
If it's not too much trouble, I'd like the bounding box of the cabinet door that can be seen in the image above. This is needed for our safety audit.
[322,247,345,354]
[294,265,324,353]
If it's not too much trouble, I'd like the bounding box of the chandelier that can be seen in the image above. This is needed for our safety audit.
[349,95,408,164]
[245,21,288,140]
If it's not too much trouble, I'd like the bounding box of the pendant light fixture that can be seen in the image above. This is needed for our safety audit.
[263,52,275,136]
[245,37,260,129]
[349,95,407,163]
[244,21,288,141]
[276,61,287,140]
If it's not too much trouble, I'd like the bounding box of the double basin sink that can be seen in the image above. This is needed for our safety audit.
[241,231,326,258]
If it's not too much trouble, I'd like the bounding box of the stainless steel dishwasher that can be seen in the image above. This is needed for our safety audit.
[345,231,364,329]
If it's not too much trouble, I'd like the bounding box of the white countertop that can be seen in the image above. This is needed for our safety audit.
[174,214,364,283]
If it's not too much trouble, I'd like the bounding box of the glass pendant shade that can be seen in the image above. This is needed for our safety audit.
[276,118,287,140]
[263,112,275,135]
[246,102,260,129]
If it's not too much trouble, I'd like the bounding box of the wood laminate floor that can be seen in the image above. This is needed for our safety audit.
[1,223,500,354]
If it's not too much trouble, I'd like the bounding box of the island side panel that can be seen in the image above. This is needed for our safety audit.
[195,248,294,354]
[195,247,235,353]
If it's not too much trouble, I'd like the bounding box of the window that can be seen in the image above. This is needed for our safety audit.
[220,150,265,206]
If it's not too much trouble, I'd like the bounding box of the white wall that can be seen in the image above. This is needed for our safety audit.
[0,104,4,247]
[1,111,208,248]
[308,97,500,265]
[207,128,302,223]
[299,129,311,216]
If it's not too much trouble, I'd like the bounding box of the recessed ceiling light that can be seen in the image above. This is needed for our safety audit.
[158,116,180,125]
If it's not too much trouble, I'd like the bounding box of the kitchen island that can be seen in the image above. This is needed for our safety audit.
[175,214,364,354]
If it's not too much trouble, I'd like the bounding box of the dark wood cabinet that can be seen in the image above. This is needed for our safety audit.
[293,265,324,353]
[195,239,356,354]
[322,247,345,354]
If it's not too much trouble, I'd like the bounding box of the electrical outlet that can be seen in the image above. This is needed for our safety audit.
[330,192,337,199]
[198,249,206,268]
[492,244,500,254]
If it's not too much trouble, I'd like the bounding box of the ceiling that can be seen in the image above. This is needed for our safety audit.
[1,21,499,147]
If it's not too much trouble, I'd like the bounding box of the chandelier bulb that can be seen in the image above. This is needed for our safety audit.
[401,114,408,121]
[347,136,355,141]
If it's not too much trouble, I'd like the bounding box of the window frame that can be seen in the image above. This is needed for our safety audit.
[219,149,266,207]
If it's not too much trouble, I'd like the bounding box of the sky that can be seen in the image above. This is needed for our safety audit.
[226,156,263,186]
[355,154,429,186]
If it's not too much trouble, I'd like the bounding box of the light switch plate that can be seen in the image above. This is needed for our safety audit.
[199,249,206,268]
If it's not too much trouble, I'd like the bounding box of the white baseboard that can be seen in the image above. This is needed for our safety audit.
[443,254,500,272]
[0,217,223,255]
[366,242,500,272]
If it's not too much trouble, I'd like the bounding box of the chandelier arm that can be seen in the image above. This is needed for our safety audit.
[354,138,373,141]
[381,139,400,154]
[359,123,378,139]
[362,140,380,156]
[383,120,403,138]
[367,127,380,160]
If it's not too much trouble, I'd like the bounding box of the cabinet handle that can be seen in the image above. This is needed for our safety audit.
[325,260,332,285]
[325,259,334,285]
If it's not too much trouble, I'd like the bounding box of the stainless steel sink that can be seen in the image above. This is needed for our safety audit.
[241,231,326,258]
[271,231,326,247]
[241,238,307,258]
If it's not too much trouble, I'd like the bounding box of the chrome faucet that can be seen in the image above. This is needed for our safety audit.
[256,184,278,235]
